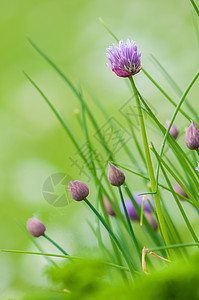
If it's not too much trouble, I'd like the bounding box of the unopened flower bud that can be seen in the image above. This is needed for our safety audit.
[104,197,116,217]
[27,218,46,237]
[173,182,188,200]
[68,180,89,201]
[108,162,125,187]
[185,121,199,150]
[164,121,179,139]
[144,212,158,231]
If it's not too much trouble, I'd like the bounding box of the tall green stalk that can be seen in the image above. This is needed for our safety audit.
[128,76,171,259]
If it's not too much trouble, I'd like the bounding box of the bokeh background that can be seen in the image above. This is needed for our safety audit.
[0,0,198,298]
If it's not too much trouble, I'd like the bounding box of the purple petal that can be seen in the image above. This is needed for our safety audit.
[111,66,132,77]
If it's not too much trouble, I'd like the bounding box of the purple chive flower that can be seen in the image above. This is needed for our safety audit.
[106,40,142,78]
[164,120,179,139]
[196,162,199,172]
[120,193,155,221]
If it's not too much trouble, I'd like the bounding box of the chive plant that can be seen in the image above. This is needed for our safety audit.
[1,1,199,293]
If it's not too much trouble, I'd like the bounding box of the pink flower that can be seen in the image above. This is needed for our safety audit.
[27,218,46,237]
[106,40,142,77]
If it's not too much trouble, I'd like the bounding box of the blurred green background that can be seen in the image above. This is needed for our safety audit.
[0,0,198,298]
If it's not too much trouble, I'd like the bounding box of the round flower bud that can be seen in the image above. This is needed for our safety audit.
[173,182,188,200]
[185,121,199,150]
[144,212,158,231]
[164,120,179,139]
[104,197,116,217]
[27,218,46,237]
[68,180,89,201]
[120,193,156,221]
[108,162,125,187]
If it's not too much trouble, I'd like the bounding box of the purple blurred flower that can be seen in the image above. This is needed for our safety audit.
[164,120,179,139]
[173,182,188,200]
[144,212,158,231]
[106,40,142,78]
[120,193,155,221]
[104,197,116,217]
[196,162,199,172]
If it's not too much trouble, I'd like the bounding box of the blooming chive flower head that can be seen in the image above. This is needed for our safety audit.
[185,121,199,150]
[27,218,46,237]
[106,40,142,78]
[68,180,89,201]
[120,193,155,221]
[108,162,125,187]
[164,120,179,140]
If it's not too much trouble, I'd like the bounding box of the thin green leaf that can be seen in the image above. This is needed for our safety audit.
[190,0,199,16]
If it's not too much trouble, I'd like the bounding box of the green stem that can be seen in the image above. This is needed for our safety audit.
[118,186,141,265]
[98,193,128,281]
[129,76,171,259]
[0,249,144,273]
[150,242,199,252]
[84,199,135,280]
[43,234,69,256]
[190,0,199,16]
[140,196,145,226]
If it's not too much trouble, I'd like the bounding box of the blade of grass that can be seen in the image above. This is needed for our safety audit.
[98,18,119,42]
[27,37,113,157]
[192,10,199,46]
[84,199,136,279]
[137,90,199,189]
[142,68,191,121]
[115,163,195,205]
[150,146,199,209]
[118,186,141,266]
[151,143,199,245]
[0,249,137,273]
[190,0,199,16]
[150,56,198,120]
[124,185,165,253]
[150,242,199,252]
[156,72,199,195]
